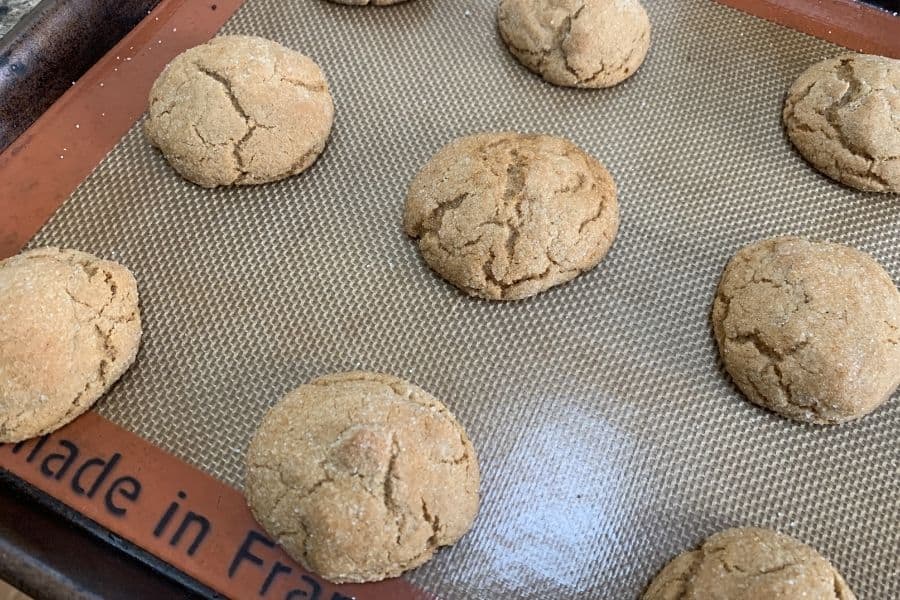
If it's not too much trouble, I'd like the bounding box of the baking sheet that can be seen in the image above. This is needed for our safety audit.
[28,0,900,597]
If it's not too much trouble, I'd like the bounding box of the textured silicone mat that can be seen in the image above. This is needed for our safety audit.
[28,0,900,597]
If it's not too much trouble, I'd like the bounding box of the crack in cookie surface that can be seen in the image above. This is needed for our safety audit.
[643,528,857,600]
[245,372,479,583]
[783,53,900,192]
[144,35,334,188]
[0,248,142,442]
[405,133,619,300]
[712,237,900,424]
[497,0,650,88]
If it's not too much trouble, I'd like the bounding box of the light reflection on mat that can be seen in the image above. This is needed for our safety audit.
[474,411,631,592]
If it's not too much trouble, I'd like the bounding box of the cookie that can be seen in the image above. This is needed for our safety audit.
[712,237,900,424]
[497,0,651,88]
[245,372,480,583]
[0,248,142,442]
[144,35,334,188]
[404,132,619,300]
[783,53,900,193]
[643,528,856,600]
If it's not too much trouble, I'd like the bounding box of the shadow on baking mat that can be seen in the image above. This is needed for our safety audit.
[0,0,899,598]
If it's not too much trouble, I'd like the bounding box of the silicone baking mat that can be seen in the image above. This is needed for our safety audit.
[24,0,900,597]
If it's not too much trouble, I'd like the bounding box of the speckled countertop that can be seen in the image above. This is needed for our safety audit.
[0,0,41,38]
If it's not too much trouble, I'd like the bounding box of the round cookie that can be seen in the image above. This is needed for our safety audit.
[783,53,900,193]
[643,528,856,600]
[245,372,480,583]
[404,132,619,300]
[497,0,651,88]
[0,248,142,442]
[712,237,900,424]
[144,35,334,188]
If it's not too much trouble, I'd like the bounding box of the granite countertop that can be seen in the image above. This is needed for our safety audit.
[0,0,41,38]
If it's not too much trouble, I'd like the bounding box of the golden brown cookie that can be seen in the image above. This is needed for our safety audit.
[712,237,900,424]
[783,53,900,193]
[404,132,619,300]
[244,372,480,583]
[0,248,142,442]
[643,528,856,600]
[497,0,651,88]
[144,35,334,188]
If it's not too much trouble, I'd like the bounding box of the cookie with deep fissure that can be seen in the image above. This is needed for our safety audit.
[404,132,619,300]
[784,53,900,193]
[712,236,900,424]
[498,0,651,88]
[643,528,856,599]
[144,35,334,188]
[0,248,142,442]
[245,372,480,583]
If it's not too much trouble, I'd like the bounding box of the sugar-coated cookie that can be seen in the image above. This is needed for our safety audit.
[784,53,900,193]
[498,0,651,88]
[144,35,334,188]
[643,528,856,600]
[245,372,480,583]
[405,132,619,300]
[712,237,900,424]
[0,248,142,442]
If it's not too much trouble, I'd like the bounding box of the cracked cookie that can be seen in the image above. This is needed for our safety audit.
[783,53,900,193]
[643,527,856,600]
[0,248,142,442]
[404,132,619,300]
[144,35,334,188]
[244,372,480,583]
[497,0,650,88]
[712,237,900,424]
